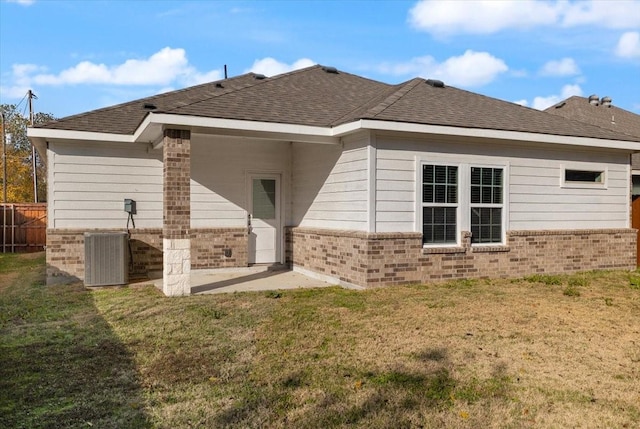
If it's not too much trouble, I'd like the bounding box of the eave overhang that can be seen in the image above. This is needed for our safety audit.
[27,114,640,154]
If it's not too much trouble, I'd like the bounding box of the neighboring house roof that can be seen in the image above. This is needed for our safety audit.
[545,95,640,169]
[35,65,640,144]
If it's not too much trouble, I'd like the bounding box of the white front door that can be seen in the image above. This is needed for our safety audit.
[248,175,280,264]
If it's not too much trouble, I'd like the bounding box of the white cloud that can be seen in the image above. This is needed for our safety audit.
[539,57,580,76]
[561,1,640,29]
[531,84,583,110]
[31,47,213,86]
[245,57,315,76]
[0,84,30,99]
[7,0,35,5]
[409,0,640,35]
[0,48,223,100]
[615,31,640,58]
[0,64,44,100]
[181,69,223,86]
[409,0,560,35]
[378,50,508,87]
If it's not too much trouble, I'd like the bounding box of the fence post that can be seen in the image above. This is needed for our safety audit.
[2,205,5,253]
[11,204,15,253]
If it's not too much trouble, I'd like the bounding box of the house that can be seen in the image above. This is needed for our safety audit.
[28,65,640,296]
[545,95,640,265]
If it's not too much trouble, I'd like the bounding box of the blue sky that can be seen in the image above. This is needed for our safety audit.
[1,0,639,119]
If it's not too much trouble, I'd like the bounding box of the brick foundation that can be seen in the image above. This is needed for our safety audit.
[192,228,248,268]
[286,227,637,287]
[46,227,248,285]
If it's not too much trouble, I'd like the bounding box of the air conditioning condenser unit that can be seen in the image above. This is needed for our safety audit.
[84,232,128,286]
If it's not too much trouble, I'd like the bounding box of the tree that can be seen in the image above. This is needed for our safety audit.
[1,104,56,203]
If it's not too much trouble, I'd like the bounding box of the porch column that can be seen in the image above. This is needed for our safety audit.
[162,128,191,296]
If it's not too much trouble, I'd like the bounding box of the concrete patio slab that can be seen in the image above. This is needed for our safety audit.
[153,266,336,295]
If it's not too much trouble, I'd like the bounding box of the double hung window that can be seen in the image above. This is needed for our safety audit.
[470,167,503,244]
[422,165,458,245]
[421,163,505,246]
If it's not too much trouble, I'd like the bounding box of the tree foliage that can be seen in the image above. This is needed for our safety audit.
[1,104,56,203]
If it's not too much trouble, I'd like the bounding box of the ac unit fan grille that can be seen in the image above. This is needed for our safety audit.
[84,232,128,286]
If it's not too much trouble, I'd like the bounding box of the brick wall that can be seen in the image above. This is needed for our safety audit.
[287,227,637,287]
[163,129,191,240]
[46,227,248,284]
[192,228,248,268]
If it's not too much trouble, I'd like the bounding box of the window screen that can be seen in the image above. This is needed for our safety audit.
[422,165,458,244]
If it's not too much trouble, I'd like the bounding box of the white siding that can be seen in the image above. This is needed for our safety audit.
[375,135,630,232]
[190,136,290,228]
[292,137,369,231]
[49,136,291,229]
[50,140,163,229]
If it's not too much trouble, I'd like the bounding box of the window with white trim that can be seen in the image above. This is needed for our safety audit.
[564,169,603,183]
[420,163,506,246]
[422,164,458,245]
[470,167,503,244]
[560,165,607,189]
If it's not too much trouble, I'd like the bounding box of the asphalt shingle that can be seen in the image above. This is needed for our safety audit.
[36,65,640,145]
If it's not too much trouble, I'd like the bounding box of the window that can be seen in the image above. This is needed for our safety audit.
[564,169,603,183]
[470,167,503,244]
[419,162,506,247]
[422,164,458,244]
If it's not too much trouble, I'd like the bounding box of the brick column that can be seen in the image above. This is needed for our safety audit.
[163,129,191,296]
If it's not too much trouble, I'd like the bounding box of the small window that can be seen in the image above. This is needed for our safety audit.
[565,169,603,183]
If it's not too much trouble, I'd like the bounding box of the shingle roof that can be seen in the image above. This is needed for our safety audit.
[545,96,640,139]
[544,96,640,168]
[37,73,265,135]
[36,65,640,144]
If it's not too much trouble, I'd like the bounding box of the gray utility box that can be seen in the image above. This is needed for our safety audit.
[84,232,129,286]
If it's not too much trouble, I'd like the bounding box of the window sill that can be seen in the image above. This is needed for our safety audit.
[423,246,466,254]
[471,245,510,253]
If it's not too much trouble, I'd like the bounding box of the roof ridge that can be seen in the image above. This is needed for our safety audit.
[164,65,325,114]
[332,78,420,125]
[365,78,424,118]
[163,75,265,113]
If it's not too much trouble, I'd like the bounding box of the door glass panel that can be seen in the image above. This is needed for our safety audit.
[253,179,276,219]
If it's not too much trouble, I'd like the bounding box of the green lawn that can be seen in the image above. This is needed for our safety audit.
[1,252,639,428]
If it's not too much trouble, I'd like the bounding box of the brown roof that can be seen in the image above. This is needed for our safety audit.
[37,73,266,135]
[36,65,640,144]
[545,96,640,168]
[545,96,640,138]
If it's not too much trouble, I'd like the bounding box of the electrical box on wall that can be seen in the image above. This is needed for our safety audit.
[124,199,136,214]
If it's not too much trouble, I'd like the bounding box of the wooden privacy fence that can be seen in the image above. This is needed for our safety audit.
[1,203,47,253]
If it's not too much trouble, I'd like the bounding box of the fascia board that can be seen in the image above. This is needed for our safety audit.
[27,114,639,152]
[357,119,640,151]
[145,113,338,144]
[27,127,134,143]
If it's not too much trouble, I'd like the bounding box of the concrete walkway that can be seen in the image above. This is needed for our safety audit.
[153,266,335,295]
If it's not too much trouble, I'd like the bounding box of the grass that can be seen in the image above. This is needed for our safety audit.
[2,253,640,428]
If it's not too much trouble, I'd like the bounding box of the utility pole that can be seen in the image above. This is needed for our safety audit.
[28,90,38,203]
[1,111,6,253]
[1,111,6,204]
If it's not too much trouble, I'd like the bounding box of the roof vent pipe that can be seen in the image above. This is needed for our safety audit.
[425,79,445,88]
[322,66,339,74]
[253,74,267,80]
[601,96,612,108]
[588,94,599,106]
